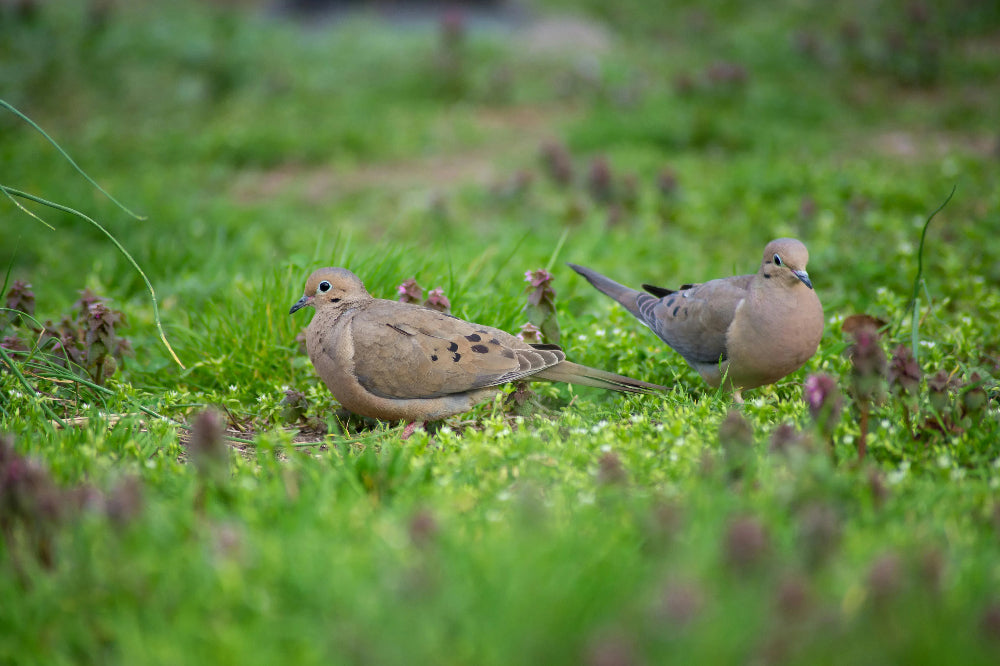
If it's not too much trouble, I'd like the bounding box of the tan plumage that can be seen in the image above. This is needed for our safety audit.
[290,267,665,429]
[568,238,824,400]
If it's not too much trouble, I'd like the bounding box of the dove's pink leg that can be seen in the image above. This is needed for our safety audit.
[400,421,423,440]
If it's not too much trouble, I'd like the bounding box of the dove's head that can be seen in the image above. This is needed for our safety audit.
[759,238,814,289]
[289,267,369,315]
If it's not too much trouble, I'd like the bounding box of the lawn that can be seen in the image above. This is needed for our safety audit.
[2,0,1000,663]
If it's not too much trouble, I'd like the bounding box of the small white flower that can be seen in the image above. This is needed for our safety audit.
[590,420,609,433]
[229,384,238,392]
[887,461,910,485]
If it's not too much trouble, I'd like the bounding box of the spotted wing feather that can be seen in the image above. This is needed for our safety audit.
[349,300,564,399]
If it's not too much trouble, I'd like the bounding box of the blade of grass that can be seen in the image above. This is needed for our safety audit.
[0,345,66,427]
[0,186,184,369]
[2,251,15,297]
[903,185,955,362]
[544,227,571,273]
[0,186,56,230]
[15,359,257,445]
[0,98,145,220]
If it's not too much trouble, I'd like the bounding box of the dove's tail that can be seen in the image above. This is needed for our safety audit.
[566,263,645,319]
[535,361,666,394]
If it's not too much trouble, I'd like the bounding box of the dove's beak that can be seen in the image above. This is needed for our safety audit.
[289,295,312,315]
[793,270,813,290]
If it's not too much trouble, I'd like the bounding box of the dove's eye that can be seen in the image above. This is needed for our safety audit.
[773,254,782,266]
[318,281,332,293]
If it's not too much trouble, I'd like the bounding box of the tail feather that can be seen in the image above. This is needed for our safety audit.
[566,263,644,318]
[535,361,666,394]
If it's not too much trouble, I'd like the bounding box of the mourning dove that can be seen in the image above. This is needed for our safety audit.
[568,238,823,401]
[290,267,665,436]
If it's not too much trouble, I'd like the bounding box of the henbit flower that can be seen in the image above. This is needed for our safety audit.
[888,344,921,397]
[804,373,843,426]
[586,156,615,204]
[397,278,424,304]
[927,369,957,413]
[423,287,451,313]
[517,322,542,344]
[846,322,887,401]
[724,515,770,572]
[524,269,555,308]
[539,140,573,186]
[5,279,35,317]
[597,451,627,485]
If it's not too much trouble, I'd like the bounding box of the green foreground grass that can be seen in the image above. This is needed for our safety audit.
[2,0,1000,663]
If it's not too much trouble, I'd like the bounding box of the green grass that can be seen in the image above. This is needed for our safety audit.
[2,0,1000,663]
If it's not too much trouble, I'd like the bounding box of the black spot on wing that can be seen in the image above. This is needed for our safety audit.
[387,323,413,336]
[430,354,438,361]
[489,338,500,346]
[672,306,680,317]
[471,345,489,353]
[465,333,481,342]
[447,341,459,352]
[452,352,462,362]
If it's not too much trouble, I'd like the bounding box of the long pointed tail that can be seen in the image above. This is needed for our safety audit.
[567,263,645,319]
[535,361,666,394]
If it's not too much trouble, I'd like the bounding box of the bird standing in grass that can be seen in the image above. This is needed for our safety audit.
[290,267,666,437]
[568,238,823,401]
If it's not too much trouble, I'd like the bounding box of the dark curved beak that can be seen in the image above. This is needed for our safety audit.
[289,295,311,315]
[793,270,813,290]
